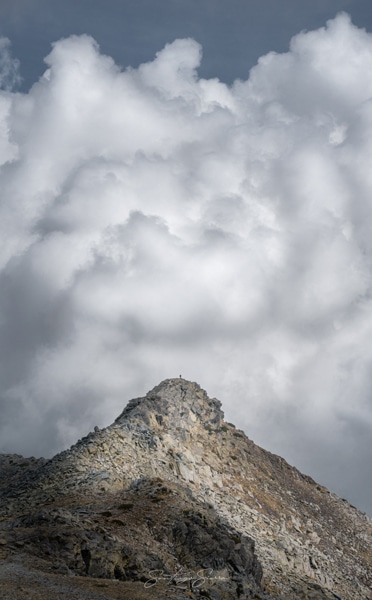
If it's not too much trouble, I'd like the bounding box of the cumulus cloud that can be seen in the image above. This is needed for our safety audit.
[1,13,372,513]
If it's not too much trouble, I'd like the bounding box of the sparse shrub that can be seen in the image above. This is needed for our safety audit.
[118,502,134,511]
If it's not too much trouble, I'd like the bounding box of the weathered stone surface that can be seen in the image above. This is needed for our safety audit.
[0,378,371,599]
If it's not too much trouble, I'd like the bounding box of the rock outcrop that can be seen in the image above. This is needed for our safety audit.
[0,378,371,599]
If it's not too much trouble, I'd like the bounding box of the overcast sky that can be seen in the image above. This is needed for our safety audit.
[1,1,372,516]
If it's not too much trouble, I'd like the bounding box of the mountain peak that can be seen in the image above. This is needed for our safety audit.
[114,378,224,435]
[1,379,371,600]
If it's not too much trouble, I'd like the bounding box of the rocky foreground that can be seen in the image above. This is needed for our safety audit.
[0,379,371,599]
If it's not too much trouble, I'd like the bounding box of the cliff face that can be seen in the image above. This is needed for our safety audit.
[0,378,371,599]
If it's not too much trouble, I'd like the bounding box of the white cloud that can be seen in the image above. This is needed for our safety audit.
[1,12,372,513]
[0,37,21,91]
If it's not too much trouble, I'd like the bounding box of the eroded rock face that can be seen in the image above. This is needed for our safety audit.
[0,378,371,599]
[0,477,271,599]
[115,378,224,435]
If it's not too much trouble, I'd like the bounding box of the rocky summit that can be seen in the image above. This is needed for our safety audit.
[0,378,371,599]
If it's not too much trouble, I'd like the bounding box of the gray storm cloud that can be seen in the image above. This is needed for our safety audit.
[0,13,372,513]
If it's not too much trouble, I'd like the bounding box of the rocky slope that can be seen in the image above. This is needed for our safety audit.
[0,378,371,599]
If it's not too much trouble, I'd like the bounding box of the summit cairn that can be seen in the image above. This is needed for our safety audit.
[0,379,371,599]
